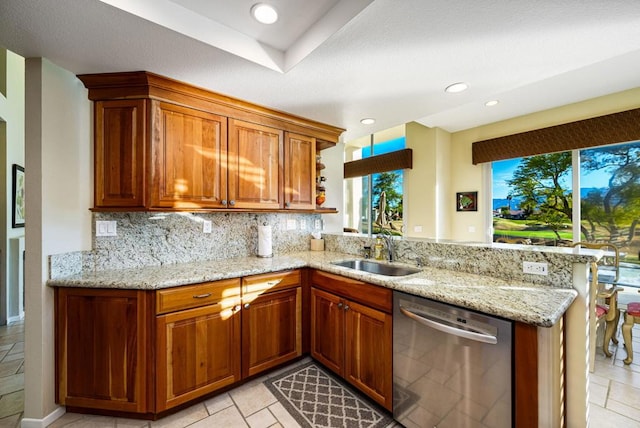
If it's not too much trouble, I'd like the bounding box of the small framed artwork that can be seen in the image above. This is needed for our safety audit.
[12,164,25,228]
[456,191,477,212]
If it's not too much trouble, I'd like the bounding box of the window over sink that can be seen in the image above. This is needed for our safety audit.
[344,133,406,237]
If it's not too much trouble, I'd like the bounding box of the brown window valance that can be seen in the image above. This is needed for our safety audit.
[344,148,413,179]
[472,108,640,164]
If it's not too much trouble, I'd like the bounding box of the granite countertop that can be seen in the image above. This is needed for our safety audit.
[47,250,577,327]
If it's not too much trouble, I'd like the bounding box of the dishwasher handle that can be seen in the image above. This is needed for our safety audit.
[399,305,498,345]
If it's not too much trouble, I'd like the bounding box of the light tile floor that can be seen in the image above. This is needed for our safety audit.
[589,300,640,427]
[3,317,640,427]
[0,319,24,428]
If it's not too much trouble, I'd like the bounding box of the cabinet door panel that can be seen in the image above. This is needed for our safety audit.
[56,288,149,413]
[228,119,283,209]
[242,287,302,377]
[310,288,344,375]
[344,300,393,410]
[95,100,146,208]
[152,102,227,209]
[284,133,315,210]
[156,304,241,411]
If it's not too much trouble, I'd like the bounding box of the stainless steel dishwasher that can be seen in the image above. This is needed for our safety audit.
[393,291,512,428]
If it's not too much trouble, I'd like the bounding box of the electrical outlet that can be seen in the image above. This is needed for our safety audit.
[523,261,548,276]
[299,219,306,230]
[314,219,322,229]
[286,219,297,230]
[203,220,212,234]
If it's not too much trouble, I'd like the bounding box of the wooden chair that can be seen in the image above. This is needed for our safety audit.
[572,242,621,372]
[622,302,640,364]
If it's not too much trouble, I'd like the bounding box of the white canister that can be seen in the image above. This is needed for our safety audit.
[258,225,273,257]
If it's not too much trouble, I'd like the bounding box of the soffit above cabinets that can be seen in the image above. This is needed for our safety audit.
[98,0,373,72]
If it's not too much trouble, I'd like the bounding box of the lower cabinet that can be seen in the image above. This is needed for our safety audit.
[310,270,393,411]
[56,271,303,416]
[155,279,242,412]
[55,287,153,413]
[241,270,302,378]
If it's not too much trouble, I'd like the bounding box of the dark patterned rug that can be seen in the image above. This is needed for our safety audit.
[264,362,395,428]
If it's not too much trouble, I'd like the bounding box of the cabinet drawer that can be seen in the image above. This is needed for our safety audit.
[156,278,241,315]
[311,270,392,313]
[242,270,300,296]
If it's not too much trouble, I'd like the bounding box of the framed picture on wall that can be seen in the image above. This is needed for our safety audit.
[456,191,478,212]
[12,164,25,228]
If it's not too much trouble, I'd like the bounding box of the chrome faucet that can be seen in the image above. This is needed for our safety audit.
[379,229,395,262]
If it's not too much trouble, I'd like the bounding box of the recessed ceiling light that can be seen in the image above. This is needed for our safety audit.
[251,3,278,24]
[485,100,499,107]
[360,118,376,125]
[444,82,468,93]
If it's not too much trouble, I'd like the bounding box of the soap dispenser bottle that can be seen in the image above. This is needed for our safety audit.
[374,236,384,260]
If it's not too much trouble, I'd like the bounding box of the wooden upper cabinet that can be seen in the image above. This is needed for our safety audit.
[94,99,147,208]
[78,71,344,212]
[228,119,283,210]
[284,133,316,210]
[150,102,228,209]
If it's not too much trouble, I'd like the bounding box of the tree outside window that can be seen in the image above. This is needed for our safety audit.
[493,140,640,281]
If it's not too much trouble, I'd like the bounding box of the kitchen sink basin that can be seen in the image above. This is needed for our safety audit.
[331,259,421,276]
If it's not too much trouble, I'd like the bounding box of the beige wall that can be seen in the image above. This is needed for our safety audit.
[448,87,640,242]
[24,58,92,423]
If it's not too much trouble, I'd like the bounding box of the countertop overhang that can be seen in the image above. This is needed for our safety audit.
[47,251,577,327]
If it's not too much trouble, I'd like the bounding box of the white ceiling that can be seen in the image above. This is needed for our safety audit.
[2,0,640,142]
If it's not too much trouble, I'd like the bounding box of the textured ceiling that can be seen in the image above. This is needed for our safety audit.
[2,0,640,142]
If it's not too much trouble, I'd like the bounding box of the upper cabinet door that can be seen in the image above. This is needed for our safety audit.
[151,102,228,209]
[228,119,283,210]
[94,100,147,208]
[284,133,316,210]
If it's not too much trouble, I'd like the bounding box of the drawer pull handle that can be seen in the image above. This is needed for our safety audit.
[193,293,212,299]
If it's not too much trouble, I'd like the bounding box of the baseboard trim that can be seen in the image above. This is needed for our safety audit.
[7,313,24,324]
[21,406,66,428]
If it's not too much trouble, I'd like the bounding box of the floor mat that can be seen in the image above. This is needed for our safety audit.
[264,361,394,428]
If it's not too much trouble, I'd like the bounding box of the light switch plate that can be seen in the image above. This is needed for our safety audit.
[314,219,322,229]
[96,221,117,237]
[203,220,212,234]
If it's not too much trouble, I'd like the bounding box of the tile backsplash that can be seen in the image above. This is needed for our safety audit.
[50,212,322,278]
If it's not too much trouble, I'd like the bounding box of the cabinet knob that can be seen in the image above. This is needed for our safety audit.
[285,202,291,208]
[244,303,250,309]
[229,200,236,206]
[222,199,227,206]
[233,305,241,312]
[344,305,350,311]
[337,302,343,309]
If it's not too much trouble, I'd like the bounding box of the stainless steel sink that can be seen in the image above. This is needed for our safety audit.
[331,260,421,276]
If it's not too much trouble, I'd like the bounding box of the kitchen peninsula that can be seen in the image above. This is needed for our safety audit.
[49,233,595,427]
